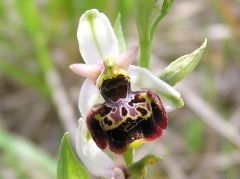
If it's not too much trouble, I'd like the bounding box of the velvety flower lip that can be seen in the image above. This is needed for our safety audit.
[86,83,169,154]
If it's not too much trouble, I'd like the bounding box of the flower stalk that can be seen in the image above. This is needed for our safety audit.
[133,0,155,68]
[133,0,174,68]
[139,40,151,68]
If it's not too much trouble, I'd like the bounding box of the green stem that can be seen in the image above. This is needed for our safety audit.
[150,14,164,41]
[139,40,151,68]
[150,0,174,41]
[123,148,135,166]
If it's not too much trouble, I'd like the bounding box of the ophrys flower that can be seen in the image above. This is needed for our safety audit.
[70,8,183,177]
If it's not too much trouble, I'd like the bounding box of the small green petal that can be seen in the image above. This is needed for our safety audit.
[159,39,207,86]
[126,154,161,179]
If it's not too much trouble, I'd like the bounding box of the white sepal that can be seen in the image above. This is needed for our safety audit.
[77,9,119,64]
[78,79,103,119]
[75,118,116,178]
[128,65,184,112]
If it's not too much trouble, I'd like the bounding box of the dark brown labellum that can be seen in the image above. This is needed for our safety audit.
[86,75,168,154]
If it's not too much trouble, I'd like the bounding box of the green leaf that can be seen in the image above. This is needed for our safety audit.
[125,154,160,179]
[57,132,88,179]
[114,13,127,53]
[0,127,56,178]
[133,0,155,68]
[133,0,174,68]
[150,0,174,40]
[133,0,155,42]
[118,0,132,26]
[159,39,207,86]
[15,0,53,73]
[123,148,135,166]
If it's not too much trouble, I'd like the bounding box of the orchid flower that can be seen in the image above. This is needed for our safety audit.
[70,9,183,178]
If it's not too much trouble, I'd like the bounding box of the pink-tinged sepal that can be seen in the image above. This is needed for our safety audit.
[69,63,102,83]
[116,47,139,69]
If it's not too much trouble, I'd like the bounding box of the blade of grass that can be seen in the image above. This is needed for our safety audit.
[47,0,78,37]
[15,0,52,73]
[0,60,50,97]
[15,0,77,138]
[3,149,28,179]
[0,0,4,17]
[0,127,57,178]
[118,0,132,26]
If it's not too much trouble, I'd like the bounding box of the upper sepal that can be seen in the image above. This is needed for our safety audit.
[77,9,119,64]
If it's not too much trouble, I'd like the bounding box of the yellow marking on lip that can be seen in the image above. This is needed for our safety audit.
[94,114,101,121]
[95,92,154,131]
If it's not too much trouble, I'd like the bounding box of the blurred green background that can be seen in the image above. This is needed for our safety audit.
[0,0,240,178]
